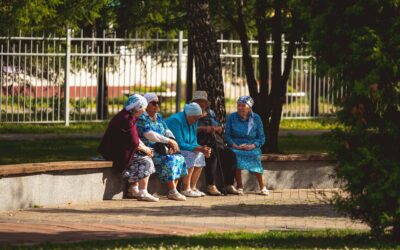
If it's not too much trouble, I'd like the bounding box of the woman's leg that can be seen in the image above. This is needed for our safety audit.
[167,180,176,191]
[190,166,203,190]
[235,169,243,189]
[204,154,217,186]
[220,148,236,186]
[255,172,265,189]
[138,176,150,190]
[182,167,194,191]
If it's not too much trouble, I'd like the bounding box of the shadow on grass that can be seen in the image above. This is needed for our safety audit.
[2,230,397,250]
[29,203,339,218]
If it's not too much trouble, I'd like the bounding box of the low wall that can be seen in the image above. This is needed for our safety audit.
[0,154,339,211]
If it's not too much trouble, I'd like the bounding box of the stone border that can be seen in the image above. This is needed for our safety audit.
[0,153,331,177]
[0,161,112,176]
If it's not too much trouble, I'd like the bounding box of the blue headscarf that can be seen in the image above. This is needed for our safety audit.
[184,103,202,116]
[237,96,254,135]
[124,94,148,111]
[237,96,254,108]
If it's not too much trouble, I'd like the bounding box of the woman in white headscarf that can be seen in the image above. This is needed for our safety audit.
[165,103,212,198]
[136,93,188,201]
[224,96,269,196]
[98,94,159,202]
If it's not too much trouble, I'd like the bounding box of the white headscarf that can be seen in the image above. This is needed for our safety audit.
[143,93,159,104]
[124,94,148,111]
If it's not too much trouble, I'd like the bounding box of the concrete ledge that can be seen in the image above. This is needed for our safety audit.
[0,161,113,176]
[0,154,338,211]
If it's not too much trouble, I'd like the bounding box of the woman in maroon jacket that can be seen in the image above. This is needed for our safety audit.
[98,94,158,202]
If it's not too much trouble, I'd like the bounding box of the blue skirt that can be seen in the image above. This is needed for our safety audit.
[231,148,263,174]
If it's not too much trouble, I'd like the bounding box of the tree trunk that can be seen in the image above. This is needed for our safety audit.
[235,0,259,101]
[267,0,283,153]
[256,0,270,152]
[186,32,194,103]
[95,16,109,120]
[187,0,226,123]
[96,59,108,120]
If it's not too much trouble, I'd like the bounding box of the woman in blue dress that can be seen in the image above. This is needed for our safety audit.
[224,96,269,195]
[136,93,188,201]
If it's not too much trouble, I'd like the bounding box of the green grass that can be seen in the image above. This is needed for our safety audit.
[0,122,108,134]
[0,136,328,165]
[279,135,329,154]
[4,230,399,250]
[0,119,337,134]
[0,138,100,165]
[279,118,339,130]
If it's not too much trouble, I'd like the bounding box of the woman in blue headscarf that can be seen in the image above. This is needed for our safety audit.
[224,96,269,196]
[165,102,212,198]
[98,94,159,202]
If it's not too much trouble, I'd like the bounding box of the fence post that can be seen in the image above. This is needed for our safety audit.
[176,30,183,113]
[64,29,71,126]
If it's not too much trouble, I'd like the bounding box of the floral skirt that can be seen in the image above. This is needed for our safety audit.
[122,154,155,183]
[153,153,187,183]
[180,150,206,168]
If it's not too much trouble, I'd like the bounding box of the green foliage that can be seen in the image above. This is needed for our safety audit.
[0,0,109,35]
[309,1,400,240]
[8,230,399,249]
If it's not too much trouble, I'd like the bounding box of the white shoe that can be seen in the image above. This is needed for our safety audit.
[181,189,201,197]
[192,188,206,197]
[167,192,187,201]
[138,193,159,202]
[127,186,140,199]
[258,187,270,196]
[237,188,244,195]
[226,185,240,195]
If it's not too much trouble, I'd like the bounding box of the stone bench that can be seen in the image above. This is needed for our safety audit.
[0,154,337,211]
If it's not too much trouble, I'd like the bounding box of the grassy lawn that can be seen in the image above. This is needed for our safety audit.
[279,118,338,130]
[0,118,337,134]
[0,139,100,165]
[0,136,328,165]
[6,230,399,250]
[279,135,329,154]
[0,122,109,134]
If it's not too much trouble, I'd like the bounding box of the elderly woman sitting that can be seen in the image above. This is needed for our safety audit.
[224,96,269,195]
[165,102,211,197]
[192,90,239,196]
[136,93,188,201]
[98,94,159,202]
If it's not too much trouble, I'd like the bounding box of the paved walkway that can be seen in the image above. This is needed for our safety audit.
[0,189,366,246]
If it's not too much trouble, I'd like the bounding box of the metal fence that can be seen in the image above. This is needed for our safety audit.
[0,30,340,124]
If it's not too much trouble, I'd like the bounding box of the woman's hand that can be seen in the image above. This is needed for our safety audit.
[232,144,256,150]
[241,144,256,150]
[232,143,242,150]
[168,139,179,154]
[213,126,223,134]
[143,146,154,157]
[195,145,212,158]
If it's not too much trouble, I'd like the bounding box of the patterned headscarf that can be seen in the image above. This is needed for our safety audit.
[237,96,254,108]
[143,93,159,104]
[184,103,202,116]
[124,94,148,111]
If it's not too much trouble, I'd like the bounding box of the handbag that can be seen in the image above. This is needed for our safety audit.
[153,142,169,155]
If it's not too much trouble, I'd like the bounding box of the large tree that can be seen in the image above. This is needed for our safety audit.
[186,0,226,122]
[309,1,400,242]
[218,0,307,152]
